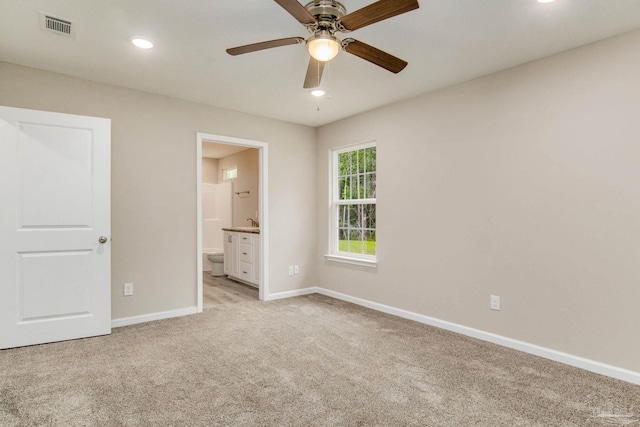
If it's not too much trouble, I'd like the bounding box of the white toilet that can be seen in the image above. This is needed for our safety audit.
[207,253,225,277]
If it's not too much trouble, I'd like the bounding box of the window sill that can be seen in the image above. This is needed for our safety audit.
[324,254,377,268]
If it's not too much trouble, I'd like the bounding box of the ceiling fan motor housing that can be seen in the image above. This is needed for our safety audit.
[305,0,347,30]
[304,0,346,61]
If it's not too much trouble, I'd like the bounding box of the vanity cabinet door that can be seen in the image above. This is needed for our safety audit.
[224,231,239,277]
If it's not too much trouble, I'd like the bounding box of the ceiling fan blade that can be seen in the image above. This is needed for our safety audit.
[226,37,304,56]
[343,39,408,73]
[303,57,325,88]
[274,0,317,25]
[338,0,419,32]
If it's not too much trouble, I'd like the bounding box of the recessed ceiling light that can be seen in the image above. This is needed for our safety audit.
[537,0,555,3]
[311,90,326,97]
[132,38,154,49]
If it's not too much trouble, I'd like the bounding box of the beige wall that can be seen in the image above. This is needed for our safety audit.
[0,61,317,319]
[202,157,218,184]
[316,29,640,372]
[218,148,259,227]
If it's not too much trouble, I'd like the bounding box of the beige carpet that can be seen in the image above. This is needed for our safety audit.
[1,294,638,426]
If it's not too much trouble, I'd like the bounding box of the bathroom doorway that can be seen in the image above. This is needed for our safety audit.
[196,133,269,311]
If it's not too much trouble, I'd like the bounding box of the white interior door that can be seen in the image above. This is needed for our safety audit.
[0,106,111,349]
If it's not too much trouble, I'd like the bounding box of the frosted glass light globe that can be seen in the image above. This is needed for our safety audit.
[307,33,340,62]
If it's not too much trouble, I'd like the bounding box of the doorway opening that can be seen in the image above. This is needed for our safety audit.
[196,133,269,312]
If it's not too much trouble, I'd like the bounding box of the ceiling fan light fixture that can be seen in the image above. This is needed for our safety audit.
[311,89,326,97]
[307,31,340,62]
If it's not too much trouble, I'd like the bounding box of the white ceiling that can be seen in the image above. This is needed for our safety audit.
[1,0,640,127]
[202,142,249,159]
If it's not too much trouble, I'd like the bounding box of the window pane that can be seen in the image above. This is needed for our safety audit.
[343,176,349,200]
[347,204,360,228]
[367,172,376,198]
[364,203,376,229]
[348,230,362,254]
[340,206,348,229]
[351,150,359,177]
[364,230,376,256]
[339,152,349,177]
[369,147,376,172]
[338,205,348,227]
[363,173,370,199]
[222,166,237,181]
[339,177,348,200]
[358,204,365,231]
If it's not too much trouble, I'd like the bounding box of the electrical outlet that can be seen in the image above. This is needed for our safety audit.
[124,282,134,296]
[288,266,294,276]
[490,295,500,311]
[294,265,299,274]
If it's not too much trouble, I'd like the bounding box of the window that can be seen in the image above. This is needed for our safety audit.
[222,166,237,181]
[328,142,376,266]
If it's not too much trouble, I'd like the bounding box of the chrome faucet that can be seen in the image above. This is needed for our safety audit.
[246,218,259,227]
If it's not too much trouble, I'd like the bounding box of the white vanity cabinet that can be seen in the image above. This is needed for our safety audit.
[223,230,260,287]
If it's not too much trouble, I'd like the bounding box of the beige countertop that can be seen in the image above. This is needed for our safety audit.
[222,227,260,234]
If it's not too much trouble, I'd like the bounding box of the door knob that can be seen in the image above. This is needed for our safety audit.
[98,236,108,244]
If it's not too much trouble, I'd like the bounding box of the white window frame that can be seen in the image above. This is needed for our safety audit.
[325,141,377,268]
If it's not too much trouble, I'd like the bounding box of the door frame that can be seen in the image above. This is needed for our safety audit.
[196,133,269,310]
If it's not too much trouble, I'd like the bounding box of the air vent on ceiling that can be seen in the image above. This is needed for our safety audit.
[39,12,73,37]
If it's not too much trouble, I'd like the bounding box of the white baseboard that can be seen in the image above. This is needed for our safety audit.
[316,287,640,386]
[111,306,198,328]
[266,287,318,301]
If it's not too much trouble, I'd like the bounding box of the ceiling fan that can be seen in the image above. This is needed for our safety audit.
[226,0,420,89]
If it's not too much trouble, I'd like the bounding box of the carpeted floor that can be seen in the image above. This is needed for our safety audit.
[1,294,638,426]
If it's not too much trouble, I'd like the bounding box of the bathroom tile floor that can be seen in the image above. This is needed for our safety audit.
[202,273,259,309]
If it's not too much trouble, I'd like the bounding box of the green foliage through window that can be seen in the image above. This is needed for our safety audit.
[335,145,376,257]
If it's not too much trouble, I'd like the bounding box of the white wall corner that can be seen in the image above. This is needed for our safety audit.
[315,287,640,386]
[111,306,198,328]
[266,287,319,301]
